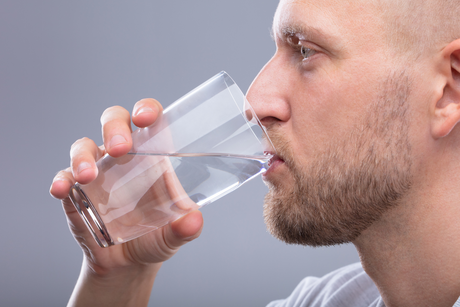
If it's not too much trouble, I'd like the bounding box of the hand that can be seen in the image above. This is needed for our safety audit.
[50,98,203,306]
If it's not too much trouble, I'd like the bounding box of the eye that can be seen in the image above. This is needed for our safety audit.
[285,35,318,60]
[301,46,316,59]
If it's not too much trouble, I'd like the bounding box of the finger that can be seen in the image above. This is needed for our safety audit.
[50,167,75,200]
[164,210,204,250]
[101,106,133,157]
[51,168,97,246]
[132,98,163,128]
[70,137,102,184]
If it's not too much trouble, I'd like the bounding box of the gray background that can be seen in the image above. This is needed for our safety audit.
[0,1,359,306]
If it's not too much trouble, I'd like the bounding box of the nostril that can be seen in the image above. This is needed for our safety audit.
[260,116,281,127]
[244,108,254,122]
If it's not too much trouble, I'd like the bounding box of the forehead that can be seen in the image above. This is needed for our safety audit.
[274,0,385,52]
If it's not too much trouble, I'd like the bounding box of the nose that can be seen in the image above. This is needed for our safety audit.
[246,55,291,129]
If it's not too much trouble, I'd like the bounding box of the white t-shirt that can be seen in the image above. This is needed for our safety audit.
[267,262,460,307]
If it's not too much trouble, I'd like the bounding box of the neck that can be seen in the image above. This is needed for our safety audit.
[353,169,460,307]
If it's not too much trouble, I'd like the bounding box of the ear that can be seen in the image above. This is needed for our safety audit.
[431,39,460,139]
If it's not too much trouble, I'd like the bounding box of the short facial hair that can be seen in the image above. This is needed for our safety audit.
[264,71,413,247]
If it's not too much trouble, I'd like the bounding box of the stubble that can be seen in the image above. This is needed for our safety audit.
[264,71,413,246]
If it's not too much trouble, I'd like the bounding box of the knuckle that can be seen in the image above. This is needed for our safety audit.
[101,105,130,125]
[54,169,68,179]
[70,137,97,158]
[71,137,91,149]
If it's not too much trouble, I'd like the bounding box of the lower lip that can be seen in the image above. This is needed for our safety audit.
[263,158,284,179]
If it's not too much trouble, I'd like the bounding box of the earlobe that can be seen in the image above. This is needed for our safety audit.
[432,102,460,138]
[431,40,460,139]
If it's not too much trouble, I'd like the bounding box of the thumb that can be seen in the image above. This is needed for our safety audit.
[163,210,204,250]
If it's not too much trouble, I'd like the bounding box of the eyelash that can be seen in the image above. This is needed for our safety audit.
[286,35,317,61]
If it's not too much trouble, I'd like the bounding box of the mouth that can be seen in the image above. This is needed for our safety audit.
[267,154,283,167]
[263,152,285,177]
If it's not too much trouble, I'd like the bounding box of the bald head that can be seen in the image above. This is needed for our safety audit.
[377,0,460,56]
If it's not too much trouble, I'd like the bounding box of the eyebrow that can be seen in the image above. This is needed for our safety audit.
[271,21,343,54]
[276,23,334,42]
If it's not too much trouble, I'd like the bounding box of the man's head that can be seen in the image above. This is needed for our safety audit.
[247,0,460,246]
[378,0,460,56]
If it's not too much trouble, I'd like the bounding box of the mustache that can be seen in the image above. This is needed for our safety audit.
[263,128,295,166]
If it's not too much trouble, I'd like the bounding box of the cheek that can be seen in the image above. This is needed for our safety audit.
[288,80,358,149]
[287,66,383,157]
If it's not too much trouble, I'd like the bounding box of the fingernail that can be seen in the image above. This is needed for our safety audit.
[77,162,92,175]
[135,107,155,116]
[109,134,127,149]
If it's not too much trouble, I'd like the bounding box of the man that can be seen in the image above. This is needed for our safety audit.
[50,0,460,306]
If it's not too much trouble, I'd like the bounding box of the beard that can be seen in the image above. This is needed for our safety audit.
[264,72,413,247]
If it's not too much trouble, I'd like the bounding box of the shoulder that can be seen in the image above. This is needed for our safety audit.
[267,262,383,307]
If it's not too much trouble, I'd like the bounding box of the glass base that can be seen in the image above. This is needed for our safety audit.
[69,184,114,248]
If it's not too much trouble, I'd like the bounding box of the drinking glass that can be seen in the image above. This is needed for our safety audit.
[69,71,274,247]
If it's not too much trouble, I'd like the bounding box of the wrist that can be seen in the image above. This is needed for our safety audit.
[68,258,162,307]
[83,256,162,280]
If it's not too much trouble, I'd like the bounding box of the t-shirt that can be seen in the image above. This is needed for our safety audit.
[267,262,460,307]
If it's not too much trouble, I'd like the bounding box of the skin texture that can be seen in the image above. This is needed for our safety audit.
[50,0,460,306]
[246,0,460,306]
[376,0,460,55]
[262,71,412,247]
[50,99,204,306]
[248,0,415,247]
